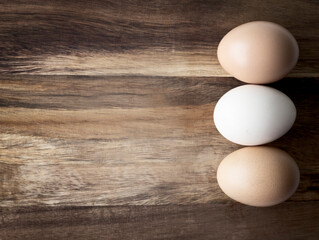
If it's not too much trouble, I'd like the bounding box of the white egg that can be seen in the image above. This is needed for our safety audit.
[213,85,296,146]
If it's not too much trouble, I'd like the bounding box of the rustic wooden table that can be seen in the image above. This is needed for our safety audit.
[0,1,318,239]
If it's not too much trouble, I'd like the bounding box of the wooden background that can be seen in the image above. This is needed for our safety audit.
[0,0,318,239]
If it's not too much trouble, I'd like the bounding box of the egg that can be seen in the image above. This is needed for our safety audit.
[217,21,299,84]
[217,147,300,207]
[214,85,296,146]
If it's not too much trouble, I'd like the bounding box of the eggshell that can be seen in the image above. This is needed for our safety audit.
[217,21,299,84]
[217,147,300,207]
[213,85,296,146]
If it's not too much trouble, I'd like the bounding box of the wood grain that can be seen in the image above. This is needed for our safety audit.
[1,203,319,240]
[1,1,319,239]
[1,76,318,206]
[0,0,319,76]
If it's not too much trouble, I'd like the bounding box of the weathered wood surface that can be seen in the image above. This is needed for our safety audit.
[1,0,319,239]
[0,0,319,76]
[0,76,318,207]
[1,202,319,240]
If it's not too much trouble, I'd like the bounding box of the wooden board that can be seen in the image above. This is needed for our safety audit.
[0,76,318,207]
[1,203,319,240]
[0,0,319,76]
[1,0,319,239]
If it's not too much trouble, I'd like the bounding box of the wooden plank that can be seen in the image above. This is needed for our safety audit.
[0,0,318,76]
[1,202,319,239]
[0,76,318,206]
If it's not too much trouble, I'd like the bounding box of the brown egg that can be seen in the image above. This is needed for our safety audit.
[217,21,299,84]
[217,147,300,207]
